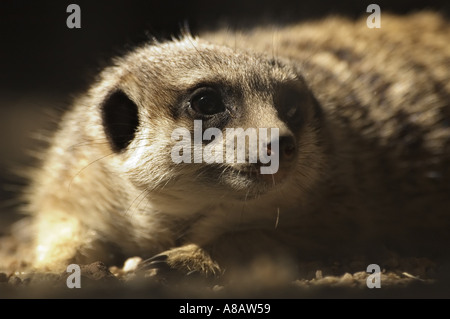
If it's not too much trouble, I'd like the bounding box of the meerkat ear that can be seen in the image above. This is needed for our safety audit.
[101,90,140,153]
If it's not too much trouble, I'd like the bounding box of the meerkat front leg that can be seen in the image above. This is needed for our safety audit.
[32,212,111,271]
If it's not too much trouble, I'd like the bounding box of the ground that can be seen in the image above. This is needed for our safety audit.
[0,231,447,298]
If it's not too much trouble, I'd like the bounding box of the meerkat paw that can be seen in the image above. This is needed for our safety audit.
[138,244,222,279]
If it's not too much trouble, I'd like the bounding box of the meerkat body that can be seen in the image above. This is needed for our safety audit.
[22,12,450,278]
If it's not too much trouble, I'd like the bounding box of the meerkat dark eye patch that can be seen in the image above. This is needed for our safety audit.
[101,90,140,153]
[274,85,307,129]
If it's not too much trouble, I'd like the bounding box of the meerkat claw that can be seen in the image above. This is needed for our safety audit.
[137,254,169,271]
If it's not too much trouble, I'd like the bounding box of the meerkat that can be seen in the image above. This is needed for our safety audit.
[15,12,450,281]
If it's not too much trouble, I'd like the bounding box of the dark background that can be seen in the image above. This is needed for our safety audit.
[1,0,449,94]
[0,0,449,229]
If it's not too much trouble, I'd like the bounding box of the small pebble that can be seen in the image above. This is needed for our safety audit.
[341,273,353,282]
[123,257,142,272]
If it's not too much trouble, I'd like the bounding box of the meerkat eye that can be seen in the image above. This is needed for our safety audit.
[101,90,140,153]
[189,88,226,116]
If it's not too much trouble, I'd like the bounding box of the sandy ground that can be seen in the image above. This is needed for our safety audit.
[0,258,446,298]
[1,229,447,298]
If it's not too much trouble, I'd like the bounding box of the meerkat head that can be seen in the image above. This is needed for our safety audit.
[94,35,326,211]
